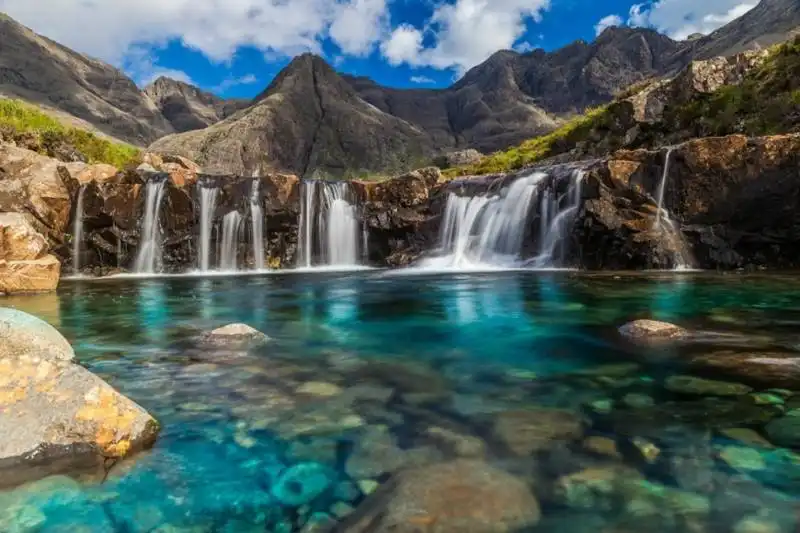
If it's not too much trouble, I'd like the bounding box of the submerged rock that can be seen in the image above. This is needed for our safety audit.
[719,446,766,471]
[688,351,800,390]
[619,320,688,342]
[271,462,333,507]
[0,310,159,488]
[665,375,753,396]
[340,460,540,532]
[492,408,584,456]
[764,411,800,449]
[202,323,271,348]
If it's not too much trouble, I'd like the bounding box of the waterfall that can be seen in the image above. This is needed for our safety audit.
[250,179,265,270]
[71,185,86,274]
[297,181,361,268]
[424,169,584,269]
[654,148,673,229]
[220,211,242,271]
[133,179,166,273]
[198,186,219,271]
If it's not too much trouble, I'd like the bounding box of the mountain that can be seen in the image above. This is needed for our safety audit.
[692,0,800,59]
[0,13,173,145]
[149,54,433,178]
[144,77,250,133]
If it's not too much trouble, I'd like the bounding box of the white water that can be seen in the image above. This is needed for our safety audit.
[654,148,673,229]
[133,179,166,273]
[198,186,219,271]
[71,185,86,274]
[298,181,361,267]
[250,179,265,270]
[220,211,242,271]
[423,170,584,269]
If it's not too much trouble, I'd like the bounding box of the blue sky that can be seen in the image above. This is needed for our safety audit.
[0,0,757,98]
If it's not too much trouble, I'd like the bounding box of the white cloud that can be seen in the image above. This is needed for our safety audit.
[627,0,757,40]
[595,14,623,36]
[123,45,196,86]
[212,74,259,93]
[0,0,391,69]
[410,75,435,84]
[514,41,535,53]
[381,0,550,74]
[329,0,389,56]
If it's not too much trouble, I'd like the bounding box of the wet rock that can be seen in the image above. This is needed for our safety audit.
[583,436,623,459]
[719,446,766,472]
[492,408,584,456]
[340,460,540,532]
[356,479,379,496]
[665,375,753,396]
[553,466,642,511]
[271,463,333,507]
[688,351,800,390]
[300,512,337,533]
[331,501,356,519]
[0,213,48,261]
[631,437,661,464]
[201,323,271,349]
[619,320,688,343]
[0,255,61,294]
[424,426,487,458]
[345,426,407,479]
[286,438,339,465]
[733,515,783,533]
[752,392,785,406]
[355,360,448,396]
[622,393,655,409]
[0,307,74,362]
[764,411,800,449]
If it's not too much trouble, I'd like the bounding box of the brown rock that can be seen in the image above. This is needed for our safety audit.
[74,164,118,184]
[0,255,60,294]
[492,408,584,456]
[341,460,540,532]
[619,320,688,342]
[0,213,48,261]
[688,351,800,390]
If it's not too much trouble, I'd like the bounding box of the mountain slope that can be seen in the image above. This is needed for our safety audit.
[144,77,250,133]
[0,13,173,145]
[149,54,433,178]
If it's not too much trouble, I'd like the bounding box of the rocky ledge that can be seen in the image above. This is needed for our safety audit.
[0,308,159,487]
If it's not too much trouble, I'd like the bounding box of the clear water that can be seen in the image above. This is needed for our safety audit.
[3,272,800,532]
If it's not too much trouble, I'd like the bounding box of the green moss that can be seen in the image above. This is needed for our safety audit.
[0,99,140,168]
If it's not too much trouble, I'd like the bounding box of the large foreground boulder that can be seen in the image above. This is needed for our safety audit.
[0,309,159,488]
[340,460,541,532]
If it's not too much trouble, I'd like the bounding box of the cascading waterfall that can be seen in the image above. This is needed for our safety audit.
[198,186,219,271]
[297,180,361,267]
[425,169,584,269]
[220,211,242,271]
[654,147,673,229]
[134,179,167,273]
[71,185,86,274]
[250,179,265,270]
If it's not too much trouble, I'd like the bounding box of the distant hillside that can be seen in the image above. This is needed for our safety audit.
[144,77,250,133]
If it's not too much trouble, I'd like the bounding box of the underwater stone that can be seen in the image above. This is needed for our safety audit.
[618,320,687,343]
[357,479,379,496]
[423,426,487,458]
[296,381,343,398]
[665,375,753,396]
[582,436,622,459]
[300,512,337,533]
[200,323,271,350]
[553,466,642,511]
[752,392,785,406]
[334,481,361,503]
[286,438,339,465]
[493,408,584,456]
[719,428,775,449]
[765,414,800,448]
[622,393,656,409]
[588,399,613,414]
[719,446,766,471]
[330,501,356,519]
[632,437,661,464]
[271,463,333,507]
[733,516,783,533]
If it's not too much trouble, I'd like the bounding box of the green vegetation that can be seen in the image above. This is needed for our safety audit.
[443,106,611,178]
[0,99,141,168]
[444,36,800,178]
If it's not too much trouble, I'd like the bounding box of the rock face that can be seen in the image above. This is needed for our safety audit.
[0,14,173,145]
[0,309,159,487]
[150,55,434,179]
[144,77,250,133]
[0,212,61,294]
[341,460,541,532]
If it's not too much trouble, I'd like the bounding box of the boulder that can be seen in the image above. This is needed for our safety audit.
[200,323,271,349]
[0,310,159,487]
[433,149,483,169]
[0,255,60,294]
[664,375,753,396]
[0,308,74,362]
[341,460,541,532]
[619,319,688,342]
[687,351,800,390]
[764,411,800,449]
[0,213,48,261]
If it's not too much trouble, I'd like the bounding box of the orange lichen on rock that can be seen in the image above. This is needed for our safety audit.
[75,386,140,457]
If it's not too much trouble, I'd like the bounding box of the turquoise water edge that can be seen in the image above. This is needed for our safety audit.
[3,270,800,532]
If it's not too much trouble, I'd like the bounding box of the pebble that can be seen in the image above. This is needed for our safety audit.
[632,437,660,464]
[583,436,622,459]
[622,393,656,409]
[330,501,356,519]
[665,375,753,396]
[588,399,613,415]
[357,479,379,496]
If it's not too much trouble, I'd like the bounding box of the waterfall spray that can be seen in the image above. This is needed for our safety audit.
[250,179,265,270]
[198,186,219,271]
[134,179,167,273]
[71,185,87,274]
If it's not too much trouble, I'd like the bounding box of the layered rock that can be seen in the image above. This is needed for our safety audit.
[0,212,60,294]
[0,309,159,487]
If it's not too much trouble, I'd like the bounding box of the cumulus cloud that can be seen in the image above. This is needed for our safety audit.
[0,0,394,69]
[213,74,260,93]
[627,0,757,40]
[595,14,623,36]
[123,45,196,86]
[410,75,435,84]
[381,0,550,73]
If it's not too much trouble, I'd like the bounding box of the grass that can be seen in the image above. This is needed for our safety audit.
[0,99,141,168]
